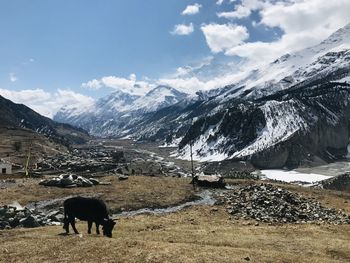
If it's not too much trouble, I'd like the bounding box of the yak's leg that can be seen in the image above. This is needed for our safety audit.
[70,218,79,234]
[63,217,70,233]
[95,223,100,235]
[88,221,93,234]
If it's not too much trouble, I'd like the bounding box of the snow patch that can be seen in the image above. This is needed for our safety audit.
[260,169,333,184]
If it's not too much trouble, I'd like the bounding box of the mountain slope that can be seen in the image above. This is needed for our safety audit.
[54,23,350,168]
[123,23,350,168]
[54,86,188,137]
[0,95,89,145]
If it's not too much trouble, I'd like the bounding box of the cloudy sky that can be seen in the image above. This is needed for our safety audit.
[1,0,350,118]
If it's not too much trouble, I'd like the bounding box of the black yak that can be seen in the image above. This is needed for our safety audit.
[63,197,116,238]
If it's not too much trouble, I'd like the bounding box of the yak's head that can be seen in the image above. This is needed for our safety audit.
[102,218,117,238]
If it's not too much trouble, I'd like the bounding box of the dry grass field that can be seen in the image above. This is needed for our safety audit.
[1,176,350,263]
[0,176,196,212]
[1,206,349,263]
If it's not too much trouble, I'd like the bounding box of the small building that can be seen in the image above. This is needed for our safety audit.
[0,161,12,175]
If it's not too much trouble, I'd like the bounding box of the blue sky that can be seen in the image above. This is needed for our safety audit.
[0,1,278,94]
[0,0,349,117]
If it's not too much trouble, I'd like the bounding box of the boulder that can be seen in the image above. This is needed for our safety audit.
[8,201,25,211]
[89,178,100,185]
[193,173,226,188]
[118,175,129,181]
[39,174,99,188]
[20,215,41,228]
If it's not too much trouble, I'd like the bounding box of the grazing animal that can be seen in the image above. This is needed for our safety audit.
[63,197,116,238]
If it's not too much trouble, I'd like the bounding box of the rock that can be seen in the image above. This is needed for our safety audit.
[193,173,226,188]
[39,174,99,188]
[118,175,129,181]
[0,221,10,229]
[20,215,41,228]
[8,201,25,211]
[317,173,350,192]
[89,178,100,185]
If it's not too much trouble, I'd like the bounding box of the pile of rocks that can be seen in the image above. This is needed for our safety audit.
[317,173,350,192]
[39,174,99,188]
[217,184,350,224]
[0,202,63,230]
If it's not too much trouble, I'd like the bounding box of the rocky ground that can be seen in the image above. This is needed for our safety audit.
[0,202,63,230]
[216,183,350,224]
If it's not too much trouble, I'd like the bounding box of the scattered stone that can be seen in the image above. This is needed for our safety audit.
[39,174,99,188]
[89,178,100,185]
[20,215,40,228]
[0,203,64,230]
[215,183,350,225]
[8,201,25,211]
[316,173,350,192]
[118,175,129,181]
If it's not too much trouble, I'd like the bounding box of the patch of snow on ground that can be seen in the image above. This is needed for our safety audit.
[261,169,333,184]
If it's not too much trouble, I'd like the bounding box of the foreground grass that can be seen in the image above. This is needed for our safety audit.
[1,176,350,262]
[1,206,350,263]
[0,176,195,212]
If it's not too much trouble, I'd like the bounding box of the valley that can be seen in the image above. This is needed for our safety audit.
[1,137,350,262]
[1,5,350,262]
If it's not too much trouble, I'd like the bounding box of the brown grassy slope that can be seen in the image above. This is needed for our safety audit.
[1,206,349,263]
[0,176,195,212]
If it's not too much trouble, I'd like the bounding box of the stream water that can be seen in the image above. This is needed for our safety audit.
[114,190,216,218]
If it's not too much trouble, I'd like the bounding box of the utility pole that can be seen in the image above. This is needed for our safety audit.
[190,139,195,190]
[189,117,196,190]
[25,139,33,177]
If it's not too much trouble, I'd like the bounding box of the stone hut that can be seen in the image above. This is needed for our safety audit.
[0,160,12,175]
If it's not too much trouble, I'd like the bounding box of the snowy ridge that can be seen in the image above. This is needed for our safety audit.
[54,86,189,136]
[216,22,350,102]
[232,100,314,158]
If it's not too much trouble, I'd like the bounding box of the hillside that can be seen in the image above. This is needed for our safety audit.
[0,95,89,146]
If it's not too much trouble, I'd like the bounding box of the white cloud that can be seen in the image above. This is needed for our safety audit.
[9,73,18,82]
[0,88,94,118]
[224,0,350,66]
[216,0,225,5]
[81,79,103,90]
[82,74,155,96]
[218,0,265,19]
[182,3,202,15]
[158,70,249,94]
[201,23,249,53]
[171,23,194,36]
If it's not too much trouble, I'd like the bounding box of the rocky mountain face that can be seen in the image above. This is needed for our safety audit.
[0,95,89,146]
[54,23,350,168]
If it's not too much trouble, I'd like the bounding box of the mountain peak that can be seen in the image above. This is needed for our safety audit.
[320,22,350,45]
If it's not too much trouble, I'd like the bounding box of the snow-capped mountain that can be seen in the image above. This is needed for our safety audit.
[54,86,188,137]
[171,23,350,167]
[55,23,350,168]
[120,22,350,168]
